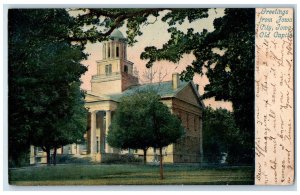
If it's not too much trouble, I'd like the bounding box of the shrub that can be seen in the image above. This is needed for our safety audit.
[102,153,142,164]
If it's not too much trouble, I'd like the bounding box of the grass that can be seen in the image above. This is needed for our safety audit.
[9,164,254,185]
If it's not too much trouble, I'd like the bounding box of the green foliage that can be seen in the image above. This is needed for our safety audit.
[107,91,157,150]
[107,90,184,150]
[8,149,30,168]
[101,154,142,164]
[8,9,88,165]
[107,90,184,179]
[69,8,209,46]
[202,107,240,164]
[147,94,185,149]
[55,154,92,164]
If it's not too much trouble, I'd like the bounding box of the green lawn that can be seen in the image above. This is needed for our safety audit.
[9,164,254,185]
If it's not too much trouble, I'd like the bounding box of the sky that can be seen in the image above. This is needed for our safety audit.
[80,8,232,110]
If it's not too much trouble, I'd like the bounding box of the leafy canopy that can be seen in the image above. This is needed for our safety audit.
[8,9,88,165]
[107,90,184,151]
[107,91,157,150]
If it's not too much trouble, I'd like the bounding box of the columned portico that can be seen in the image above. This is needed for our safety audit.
[85,95,118,161]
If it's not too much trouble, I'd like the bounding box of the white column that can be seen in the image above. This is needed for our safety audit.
[30,145,35,164]
[90,111,97,155]
[105,110,112,153]
[99,112,105,153]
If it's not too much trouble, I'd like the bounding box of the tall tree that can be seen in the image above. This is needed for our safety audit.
[147,95,184,179]
[8,9,88,166]
[107,91,157,164]
[108,90,184,179]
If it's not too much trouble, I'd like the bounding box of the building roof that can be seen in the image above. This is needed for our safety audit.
[110,29,125,40]
[86,80,205,108]
[109,80,190,102]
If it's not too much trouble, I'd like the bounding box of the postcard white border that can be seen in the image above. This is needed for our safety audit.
[1,0,299,192]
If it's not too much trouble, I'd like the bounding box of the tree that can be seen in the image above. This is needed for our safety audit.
[107,90,184,179]
[107,91,157,164]
[8,9,88,166]
[202,107,241,164]
[71,8,255,164]
[147,95,184,179]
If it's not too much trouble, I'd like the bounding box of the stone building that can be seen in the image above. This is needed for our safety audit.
[30,29,204,164]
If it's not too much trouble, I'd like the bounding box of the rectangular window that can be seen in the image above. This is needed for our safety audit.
[116,46,119,57]
[105,64,112,75]
[124,65,128,73]
[96,137,99,153]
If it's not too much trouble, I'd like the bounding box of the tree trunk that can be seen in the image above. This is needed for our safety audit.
[46,147,51,165]
[159,147,164,180]
[53,147,57,166]
[143,148,147,165]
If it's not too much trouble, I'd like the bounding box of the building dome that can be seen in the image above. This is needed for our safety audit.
[110,29,125,40]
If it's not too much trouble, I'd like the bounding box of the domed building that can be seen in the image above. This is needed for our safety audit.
[30,29,204,164]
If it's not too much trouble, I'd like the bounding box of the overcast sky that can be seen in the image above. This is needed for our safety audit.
[80,8,232,110]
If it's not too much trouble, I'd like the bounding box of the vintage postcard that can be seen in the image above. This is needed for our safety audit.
[6,7,294,187]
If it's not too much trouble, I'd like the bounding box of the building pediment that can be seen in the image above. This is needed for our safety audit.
[174,82,205,109]
[85,91,114,102]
